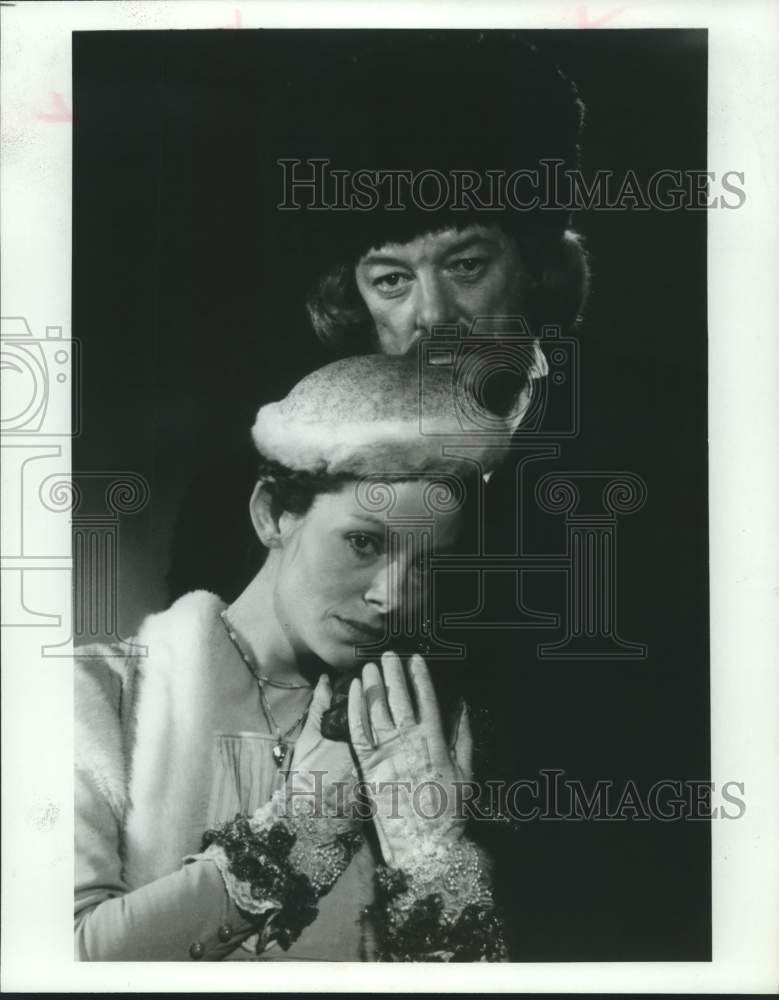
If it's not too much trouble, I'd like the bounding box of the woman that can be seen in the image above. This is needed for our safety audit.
[75,351,521,961]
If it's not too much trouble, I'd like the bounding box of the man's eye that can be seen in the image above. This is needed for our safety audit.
[450,256,488,276]
[373,271,411,290]
[347,533,380,557]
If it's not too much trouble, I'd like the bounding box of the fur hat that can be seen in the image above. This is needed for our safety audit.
[251,350,530,479]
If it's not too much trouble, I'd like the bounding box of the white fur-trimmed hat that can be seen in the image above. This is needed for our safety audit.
[251,352,530,479]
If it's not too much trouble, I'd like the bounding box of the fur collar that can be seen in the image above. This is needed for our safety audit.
[75,591,238,889]
[122,590,230,888]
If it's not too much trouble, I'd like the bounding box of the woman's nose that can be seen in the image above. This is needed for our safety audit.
[363,564,393,614]
[363,546,426,630]
[363,551,413,616]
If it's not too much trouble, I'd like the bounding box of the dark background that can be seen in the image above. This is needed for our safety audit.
[73,29,709,962]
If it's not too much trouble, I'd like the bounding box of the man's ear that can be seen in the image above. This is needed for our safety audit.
[249,480,284,548]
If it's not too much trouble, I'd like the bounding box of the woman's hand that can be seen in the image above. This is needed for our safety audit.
[346,656,508,962]
[209,673,363,933]
[285,673,358,818]
[348,651,474,869]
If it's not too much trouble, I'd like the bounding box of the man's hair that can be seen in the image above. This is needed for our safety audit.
[265,32,591,351]
[305,226,590,353]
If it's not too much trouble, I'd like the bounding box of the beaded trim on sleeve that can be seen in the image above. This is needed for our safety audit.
[185,791,363,952]
[367,837,509,962]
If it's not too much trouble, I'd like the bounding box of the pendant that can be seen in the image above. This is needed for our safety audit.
[272,741,288,767]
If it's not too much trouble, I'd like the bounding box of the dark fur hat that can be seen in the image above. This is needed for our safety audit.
[263,31,585,276]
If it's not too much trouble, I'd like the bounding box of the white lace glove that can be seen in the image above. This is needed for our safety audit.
[347,651,473,869]
[348,653,507,961]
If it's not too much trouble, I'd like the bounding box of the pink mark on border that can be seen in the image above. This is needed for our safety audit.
[35,92,72,123]
[575,5,625,28]
[224,8,242,28]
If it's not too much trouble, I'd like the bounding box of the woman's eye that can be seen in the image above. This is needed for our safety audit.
[411,550,430,576]
[347,533,380,558]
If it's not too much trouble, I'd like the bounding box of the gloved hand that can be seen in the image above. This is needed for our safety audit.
[347,651,474,869]
[283,673,360,820]
[231,674,363,909]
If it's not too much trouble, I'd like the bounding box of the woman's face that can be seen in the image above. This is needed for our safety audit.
[354,223,531,355]
[272,478,463,670]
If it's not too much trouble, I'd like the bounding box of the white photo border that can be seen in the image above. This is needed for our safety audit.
[1,0,777,992]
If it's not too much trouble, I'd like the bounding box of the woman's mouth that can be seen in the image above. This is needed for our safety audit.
[334,615,386,642]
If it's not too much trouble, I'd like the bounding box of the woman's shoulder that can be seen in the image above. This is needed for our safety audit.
[74,590,227,710]
[74,643,142,814]
[75,644,135,709]
[74,591,228,814]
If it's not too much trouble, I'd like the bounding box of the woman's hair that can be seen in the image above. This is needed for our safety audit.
[305,225,591,354]
[255,455,482,556]
[255,456,353,518]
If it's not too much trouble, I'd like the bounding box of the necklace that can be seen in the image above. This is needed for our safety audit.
[219,611,312,689]
[220,610,313,767]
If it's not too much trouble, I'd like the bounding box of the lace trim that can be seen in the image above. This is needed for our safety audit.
[368,837,508,962]
[389,836,494,911]
[251,789,362,894]
[198,842,282,918]
[185,790,363,952]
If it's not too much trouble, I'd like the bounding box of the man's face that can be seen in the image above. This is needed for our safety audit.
[272,479,462,670]
[354,223,531,355]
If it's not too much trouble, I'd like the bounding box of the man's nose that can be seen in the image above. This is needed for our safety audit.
[414,273,457,334]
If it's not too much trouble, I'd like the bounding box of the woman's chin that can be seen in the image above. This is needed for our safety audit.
[312,627,382,672]
[305,635,363,673]
[322,650,365,673]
